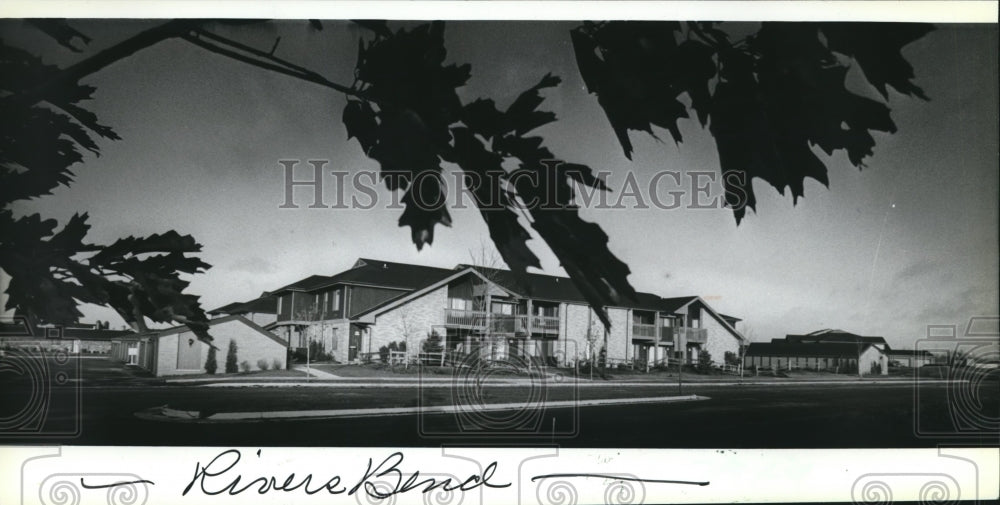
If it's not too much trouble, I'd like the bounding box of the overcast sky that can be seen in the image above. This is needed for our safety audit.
[4,20,998,348]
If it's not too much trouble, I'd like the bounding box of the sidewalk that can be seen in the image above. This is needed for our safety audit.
[136,394,709,423]
[190,378,958,388]
[294,365,341,379]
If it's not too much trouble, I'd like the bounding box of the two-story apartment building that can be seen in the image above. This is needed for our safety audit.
[213,258,746,367]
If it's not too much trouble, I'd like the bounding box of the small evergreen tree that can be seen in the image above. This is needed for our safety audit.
[225,339,239,373]
[205,345,218,374]
[422,331,443,353]
[697,349,713,373]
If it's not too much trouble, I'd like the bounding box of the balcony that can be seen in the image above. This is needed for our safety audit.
[632,323,657,341]
[528,315,560,335]
[659,326,708,344]
[444,309,489,329]
[444,309,560,336]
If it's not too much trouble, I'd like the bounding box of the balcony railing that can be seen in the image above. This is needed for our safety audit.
[444,309,489,328]
[529,315,560,334]
[659,326,708,344]
[444,309,560,335]
[632,323,657,339]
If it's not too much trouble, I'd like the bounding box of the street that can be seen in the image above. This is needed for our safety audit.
[2,356,997,447]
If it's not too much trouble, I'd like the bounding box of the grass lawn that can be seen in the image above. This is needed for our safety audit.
[310,363,548,378]
[169,369,310,381]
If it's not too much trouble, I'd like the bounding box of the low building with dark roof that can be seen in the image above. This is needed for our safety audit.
[886,348,936,367]
[747,330,889,375]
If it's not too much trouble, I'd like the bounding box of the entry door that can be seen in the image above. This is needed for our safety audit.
[348,325,363,362]
[127,343,139,365]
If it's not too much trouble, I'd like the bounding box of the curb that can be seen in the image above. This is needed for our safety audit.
[189,378,962,388]
[135,394,709,423]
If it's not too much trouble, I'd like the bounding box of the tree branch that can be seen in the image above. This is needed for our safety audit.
[183,29,361,98]
[8,20,201,108]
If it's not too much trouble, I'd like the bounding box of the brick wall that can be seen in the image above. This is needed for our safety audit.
[701,309,742,365]
[605,307,629,362]
[367,286,448,359]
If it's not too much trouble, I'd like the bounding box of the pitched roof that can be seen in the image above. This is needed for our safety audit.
[61,328,135,340]
[209,295,278,315]
[271,259,454,294]
[458,264,699,313]
[457,264,586,303]
[746,342,874,357]
[887,349,934,357]
[785,330,889,348]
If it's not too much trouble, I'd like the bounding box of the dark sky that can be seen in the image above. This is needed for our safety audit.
[3,19,998,347]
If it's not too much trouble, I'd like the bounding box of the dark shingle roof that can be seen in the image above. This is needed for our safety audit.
[746,342,873,357]
[61,328,134,340]
[271,259,454,295]
[459,265,698,313]
[211,296,278,316]
[458,264,588,303]
[785,330,888,348]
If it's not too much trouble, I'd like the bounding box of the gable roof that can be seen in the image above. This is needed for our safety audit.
[209,295,277,315]
[134,315,285,347]
[746,342,875,357]
[270,259,454,295]
[785,330,889,348]
[61,328,135,341]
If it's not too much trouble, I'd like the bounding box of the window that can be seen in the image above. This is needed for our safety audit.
[332,289,341,311]
[450,298,470,310]
[533,304,557,317]
[491,302,514,315]
[277,296,283,314]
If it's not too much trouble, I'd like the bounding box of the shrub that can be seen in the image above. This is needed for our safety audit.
[240,360,251,373]
[422,331,444,353]
[257,358,270,371]
[378,344,390,363]
[205,345,218,374]
[225,340,239,373]
[696,349,713,373]
[724,351,740,366]
[308,338,332,362]
[272,358,283,370]
[398,341,407,353]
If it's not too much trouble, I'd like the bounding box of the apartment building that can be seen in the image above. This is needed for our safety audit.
[210,258,747,367]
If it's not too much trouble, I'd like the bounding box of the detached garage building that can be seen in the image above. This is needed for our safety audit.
[110,315,286,376]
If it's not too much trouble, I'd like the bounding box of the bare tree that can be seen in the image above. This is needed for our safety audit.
[467,240,520,364]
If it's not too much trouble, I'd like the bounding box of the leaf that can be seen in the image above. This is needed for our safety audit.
[820,22,934,100]
[570,21,695,159]
[352,22,471,249]
[450,127,541,276]
[709,23,910,223]
[342,99,378,154]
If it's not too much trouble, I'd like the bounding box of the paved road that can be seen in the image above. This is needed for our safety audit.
[2,356,997,447]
